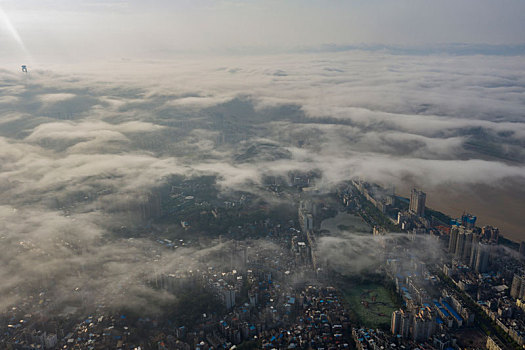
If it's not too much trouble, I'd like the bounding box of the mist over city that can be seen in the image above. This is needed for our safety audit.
[1,1,525,349]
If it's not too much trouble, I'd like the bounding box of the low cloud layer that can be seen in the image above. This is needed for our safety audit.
[0,51,524,313]
[316,232,443,276]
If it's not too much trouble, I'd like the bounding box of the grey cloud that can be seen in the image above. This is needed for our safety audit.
[316,232,443,276]
[1,50,525,314]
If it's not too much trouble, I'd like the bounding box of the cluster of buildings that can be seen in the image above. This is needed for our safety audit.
[260,286,352,349]
[441,216,525,347]
[3,179,525,350]
[350,180,396,215]
[383,237,470,347]
[1,215,312,349]
[152,218,345,349]
[342,181,432,234]
[352,184,525,349]
[396,189,432,232]
[1,310,149,350]
[447,221,498,273]
[289,171,320,190]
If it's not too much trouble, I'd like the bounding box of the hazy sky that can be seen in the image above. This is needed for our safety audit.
[1,0,525,63]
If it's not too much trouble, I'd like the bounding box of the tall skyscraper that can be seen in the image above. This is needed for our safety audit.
[409,188,426,217]
[474,242,491,273]
[401,311,411,338]
[510,274,524,300]
[469,233,481,267]
[222,288,236,310]
[412,315,435,342]
[391,310,401,335]
[450,226,476,263]
[449,226,459,254]
[461,231,473,262]
[455,231,466,260]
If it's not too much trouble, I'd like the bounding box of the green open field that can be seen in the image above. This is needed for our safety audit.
[342,283,397,329]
